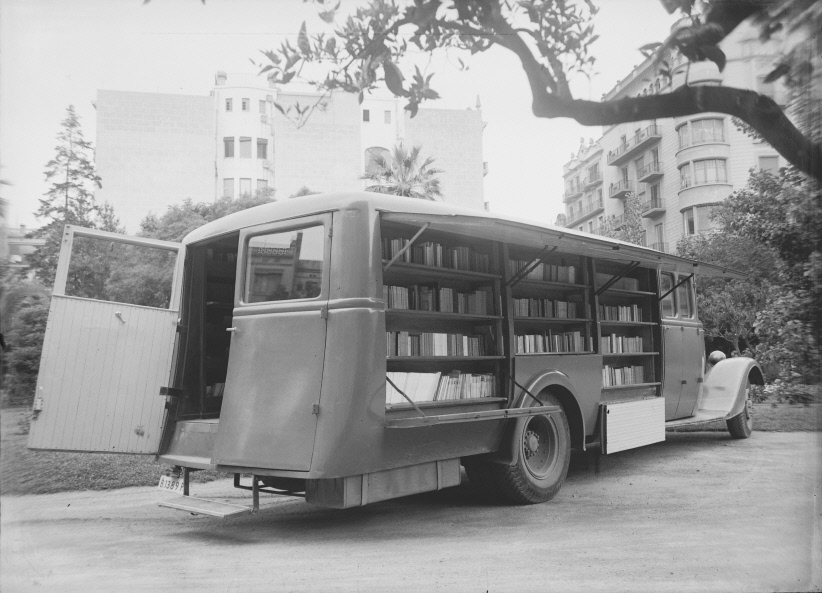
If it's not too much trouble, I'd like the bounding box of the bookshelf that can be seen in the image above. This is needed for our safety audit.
[381,222,505,409]
[592,260,661,395]
[505,247,593,357]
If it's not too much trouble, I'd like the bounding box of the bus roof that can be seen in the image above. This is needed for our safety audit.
[183,192,744,279]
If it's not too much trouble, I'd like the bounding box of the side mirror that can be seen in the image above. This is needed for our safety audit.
[707,351,726,366]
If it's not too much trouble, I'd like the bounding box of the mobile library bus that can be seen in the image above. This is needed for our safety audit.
[28,193,763,517]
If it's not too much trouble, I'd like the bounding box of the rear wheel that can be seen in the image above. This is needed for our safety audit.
[467,394,571,505]
[726,380,753,439]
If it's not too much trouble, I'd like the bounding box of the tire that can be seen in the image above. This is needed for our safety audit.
[474,394,571,505]
[726,380,753,439]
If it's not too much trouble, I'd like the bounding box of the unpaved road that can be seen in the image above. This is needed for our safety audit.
[2,431,821,593]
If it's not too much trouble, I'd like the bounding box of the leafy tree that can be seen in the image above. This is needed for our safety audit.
[677,168,821,385]
[599,193,644,246]
[3,294,50,406]
[362,142,443,200]
[254,0,820,181]
[289,186,320,198]
[26,106,119,287]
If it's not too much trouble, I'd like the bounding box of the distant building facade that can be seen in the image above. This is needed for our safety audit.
[560,20,785,252]
[96,73,486,231]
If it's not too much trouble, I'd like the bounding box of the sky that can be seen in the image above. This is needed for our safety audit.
[0,0,679,231]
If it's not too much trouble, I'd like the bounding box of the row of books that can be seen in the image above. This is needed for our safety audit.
[602,364,646,386]
[599,304,643,322]
[383,284,490,315]
[515,331,592,354]
[508,260,578,284]
[382,238,491,273]
[385,371,496,404]
[513,298,579,319]
[601,334,645,354]
[386,331,487,357]
[596,272,640,291]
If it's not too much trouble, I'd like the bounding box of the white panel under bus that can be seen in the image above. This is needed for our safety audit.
[603,398,665,454]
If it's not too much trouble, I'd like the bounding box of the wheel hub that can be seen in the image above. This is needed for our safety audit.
[524,431,540,457]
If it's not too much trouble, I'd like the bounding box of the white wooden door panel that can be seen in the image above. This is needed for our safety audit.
[27,225,183,455]
[28,297,179,453]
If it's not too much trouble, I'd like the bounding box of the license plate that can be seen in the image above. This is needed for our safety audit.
[158,474,185,494]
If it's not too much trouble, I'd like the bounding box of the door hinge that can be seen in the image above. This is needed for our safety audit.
[160,387,183,398]
[320,307,328,319]
[312,403,320,415]
[328,227,333,238]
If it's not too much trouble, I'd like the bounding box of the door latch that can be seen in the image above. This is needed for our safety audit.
[312,404,320,415]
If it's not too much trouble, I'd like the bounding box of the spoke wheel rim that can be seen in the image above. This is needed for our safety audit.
[521,415,559,480]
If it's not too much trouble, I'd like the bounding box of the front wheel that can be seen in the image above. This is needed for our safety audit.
[726,381,753,439]
[485,394,571,505]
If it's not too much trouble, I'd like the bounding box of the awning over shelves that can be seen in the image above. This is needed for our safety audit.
[379,211,745,279]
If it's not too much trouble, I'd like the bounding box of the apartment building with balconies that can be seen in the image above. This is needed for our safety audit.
[560,18,785,252]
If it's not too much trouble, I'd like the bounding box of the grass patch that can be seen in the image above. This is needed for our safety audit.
[1,407,223,496]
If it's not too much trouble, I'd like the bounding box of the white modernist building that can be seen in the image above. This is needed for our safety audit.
[560,19,785,252]
[95,73,486,231]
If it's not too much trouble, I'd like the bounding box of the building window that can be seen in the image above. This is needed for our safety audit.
[759,155,779,174]
[691,119,724,144]
[242,98,250,111]
[257,139,268,159]
[362,109,370,122]
[223,178,234,198]
[224,137,235,158]
[693,159,727,185]
[257,179,268,191]
[684,208,696,235]
[239,137,252,158]
[650,183,660,203]
[384,110,391,124]
[364,146,390,174]
[587,220,593,232]
[259,99,266,113]
[239,178,252,196]
[696,206,715,233]
[677,124,689,149]
[654,223,664,245]
[226,98,233,112]
[679,164,692,189]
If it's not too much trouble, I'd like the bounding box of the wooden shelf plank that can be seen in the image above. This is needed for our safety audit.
[386,397,507,411]
[514,317,591,324]
[598,287,655,296]
[515,351,595,356]
[383,260,500,282]
[599,320,656,326]
[512,279,587,291]
[386,310,500,322]
[602,352,659,357]
[387,356,504,362]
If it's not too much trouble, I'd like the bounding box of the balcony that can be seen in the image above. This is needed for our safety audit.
[566,199,604,227]
[563,187,584,203]
[607,125,662,166]
[609,180,634,199]
[638,161,664,183]
[583,171,602,188]
[649,242,668,253]
[641,197,666,217]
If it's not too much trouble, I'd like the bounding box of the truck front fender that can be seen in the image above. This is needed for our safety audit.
[700,357,764,420]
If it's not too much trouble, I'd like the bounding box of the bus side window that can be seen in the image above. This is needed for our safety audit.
[677,276,694,318]
[660,272,676,318]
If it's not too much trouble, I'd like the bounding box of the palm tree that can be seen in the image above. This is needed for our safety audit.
[362,143,443,201]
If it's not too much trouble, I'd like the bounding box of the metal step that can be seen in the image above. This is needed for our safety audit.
[159,496,252,518]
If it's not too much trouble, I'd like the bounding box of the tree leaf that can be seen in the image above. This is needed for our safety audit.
[325,36,336,55]
[281,71,296,84]
[383,60,406,97]
[700,45,726,72]
[273,102,287,116]
[763,63,790,84]
[297,21,311,55]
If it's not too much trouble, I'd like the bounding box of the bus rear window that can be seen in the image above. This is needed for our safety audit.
[245,225,325,303]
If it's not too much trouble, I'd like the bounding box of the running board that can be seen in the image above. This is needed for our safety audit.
[159,496,252,518]
[665,409,729,427]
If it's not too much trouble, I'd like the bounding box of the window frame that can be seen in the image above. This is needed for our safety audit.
[238,213,332,308]
[241,98,250,112]
[660,272,677,319]
[225,98,233,112]
[239,137,252,159]
[224,137,235,158]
